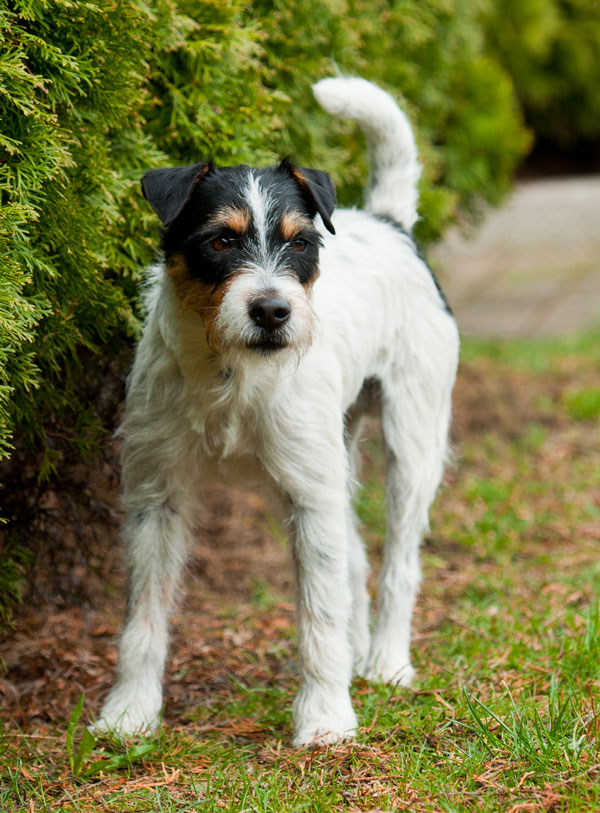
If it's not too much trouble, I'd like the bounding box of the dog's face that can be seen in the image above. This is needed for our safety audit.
[142,160,336,359]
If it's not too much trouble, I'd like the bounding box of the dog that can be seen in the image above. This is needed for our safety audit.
[95,77,459,747]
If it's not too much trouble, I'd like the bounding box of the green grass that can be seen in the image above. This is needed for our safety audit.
[1,326,600,811]
[459,323,600,372]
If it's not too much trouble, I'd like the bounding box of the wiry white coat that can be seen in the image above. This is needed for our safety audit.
[95,77,459,747]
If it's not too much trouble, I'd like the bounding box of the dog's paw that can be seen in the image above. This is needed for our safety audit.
[292,686,357,748]
[364,658,416,687]
[293,723,356,749]
[92,681,162,738]
[292,707,358,749]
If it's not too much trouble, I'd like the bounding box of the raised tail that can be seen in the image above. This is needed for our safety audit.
[312,77,420,233]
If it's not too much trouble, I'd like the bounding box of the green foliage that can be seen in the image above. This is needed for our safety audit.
[253,0,530,243]
[145,0,280,166]
[0,0,160,469]
[66,693,157,778]
[1,0,528,474]
[485,0,600,146]
[0,0,532,627]
[66,693,95,778]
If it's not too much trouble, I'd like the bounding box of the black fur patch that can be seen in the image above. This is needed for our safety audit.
[372,214,453,315]
[155,163,328,288]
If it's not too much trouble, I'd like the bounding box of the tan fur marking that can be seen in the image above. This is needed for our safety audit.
[167,253,234,353]
[192,163,210,188]
[290,166,309,192]
[207,206,250,234]
[281,209,312,242]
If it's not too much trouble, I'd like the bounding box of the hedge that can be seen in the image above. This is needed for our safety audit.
[1,0,530,480]
[1,0,158,474]
[1,0,529,475]
[0,0,534,627]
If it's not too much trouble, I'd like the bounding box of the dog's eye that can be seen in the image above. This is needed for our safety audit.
[290,238,308,252]
[211,236,237,252]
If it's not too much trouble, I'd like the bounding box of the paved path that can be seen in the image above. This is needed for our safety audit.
[432,176,600,337]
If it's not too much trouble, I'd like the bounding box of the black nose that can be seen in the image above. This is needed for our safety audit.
[248,297,291,332]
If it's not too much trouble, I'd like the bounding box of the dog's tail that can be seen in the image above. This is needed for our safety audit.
[312,76,420,233]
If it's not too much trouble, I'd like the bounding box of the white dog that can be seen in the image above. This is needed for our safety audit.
[95,77,459,747]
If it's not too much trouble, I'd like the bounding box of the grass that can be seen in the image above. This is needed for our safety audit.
[1,326,600,811]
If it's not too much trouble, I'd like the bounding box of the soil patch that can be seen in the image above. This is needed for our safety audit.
[0,355,589,730]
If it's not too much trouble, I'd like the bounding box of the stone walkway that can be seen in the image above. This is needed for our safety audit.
[432,176,600,337]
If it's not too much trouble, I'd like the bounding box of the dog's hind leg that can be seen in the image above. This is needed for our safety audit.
[94,495,193,736]
[344,413,371,672]
[346,503,370,672]
[366,317,458,685]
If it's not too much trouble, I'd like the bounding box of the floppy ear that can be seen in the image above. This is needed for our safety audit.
[280,160,336,234]
[141,162,212,226]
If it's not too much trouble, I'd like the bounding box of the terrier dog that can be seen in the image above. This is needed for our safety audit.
[95,77,459,747]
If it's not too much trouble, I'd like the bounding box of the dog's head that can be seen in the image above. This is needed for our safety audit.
[141,159,336,359]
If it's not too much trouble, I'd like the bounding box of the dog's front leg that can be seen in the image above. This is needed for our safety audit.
[94,499,192,736]
[291,506,358,747]
[266,429,357,747]
[291,499,358,747]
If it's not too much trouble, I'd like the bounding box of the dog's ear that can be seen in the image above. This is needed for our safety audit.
[141,162,212,226]
[280,159,336,235]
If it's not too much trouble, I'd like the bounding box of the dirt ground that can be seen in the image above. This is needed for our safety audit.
[0,354,580,734]
[3,177,599,742]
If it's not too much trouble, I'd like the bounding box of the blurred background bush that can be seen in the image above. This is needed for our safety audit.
[485,0,600,173]
[1,0,598,623]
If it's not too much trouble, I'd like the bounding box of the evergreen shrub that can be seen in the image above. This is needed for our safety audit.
[0,0,159,474]
[1,0,529,469]
[252,0,531,243]
[1,0,529,622]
